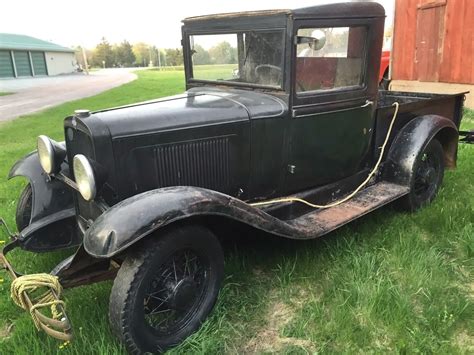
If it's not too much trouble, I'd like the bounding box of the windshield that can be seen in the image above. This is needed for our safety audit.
[189,30,285,88]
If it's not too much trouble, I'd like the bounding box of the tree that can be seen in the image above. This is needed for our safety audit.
[92,37,114,68]
[133,42,150,67]
[148,46,165,67]
[164,48,183,66]
[208,41,236,64]
[114,40,135,67]
[192,44,211,65]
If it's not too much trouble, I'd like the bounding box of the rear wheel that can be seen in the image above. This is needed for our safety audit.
[109,225,224,354]
[16,184,33,231]
[379,68,390,90]
[397,139,444,211]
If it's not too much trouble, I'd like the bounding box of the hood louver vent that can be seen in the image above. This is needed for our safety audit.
[131,136,231,193]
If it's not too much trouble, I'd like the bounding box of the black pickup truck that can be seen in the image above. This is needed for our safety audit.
[0,2,468,354]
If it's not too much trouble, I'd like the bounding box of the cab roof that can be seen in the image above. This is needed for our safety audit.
[182,2,385,23]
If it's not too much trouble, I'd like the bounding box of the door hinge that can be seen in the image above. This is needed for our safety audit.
[288,165,296,174]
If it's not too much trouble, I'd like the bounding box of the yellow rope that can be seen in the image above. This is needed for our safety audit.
[10,273,65,330]
[250,102,400,209]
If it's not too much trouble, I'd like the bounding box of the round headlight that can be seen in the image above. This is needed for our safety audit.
[73,154,96,201]
[37,135,55,174]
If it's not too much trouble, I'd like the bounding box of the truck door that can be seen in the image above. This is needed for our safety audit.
[286,20,382,192]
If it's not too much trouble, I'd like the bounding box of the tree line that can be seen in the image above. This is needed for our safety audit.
[74,37,184,69]
[74,38,239,69]
[192,42,237,65]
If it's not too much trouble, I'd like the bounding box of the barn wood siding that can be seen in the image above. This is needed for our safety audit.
[393,0,474,84]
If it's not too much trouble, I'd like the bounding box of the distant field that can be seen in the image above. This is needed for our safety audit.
[0,92,13,97]
[0,70,472,354]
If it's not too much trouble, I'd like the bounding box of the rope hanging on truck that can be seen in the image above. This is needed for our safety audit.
[250,101,400,209]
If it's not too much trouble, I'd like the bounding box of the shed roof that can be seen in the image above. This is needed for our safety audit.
[0,33,74,53]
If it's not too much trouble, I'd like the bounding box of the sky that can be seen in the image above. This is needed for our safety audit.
[0,0,394,49]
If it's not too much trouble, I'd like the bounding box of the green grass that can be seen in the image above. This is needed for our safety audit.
[0,70,473,354]
[192,64,236,81]
[0,92,14,97]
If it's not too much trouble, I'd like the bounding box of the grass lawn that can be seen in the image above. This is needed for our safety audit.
[0,92,14,97]
[192,64,237,81]
[0,70,473,354]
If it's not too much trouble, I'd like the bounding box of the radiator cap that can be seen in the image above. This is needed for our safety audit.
[74,109,91,118]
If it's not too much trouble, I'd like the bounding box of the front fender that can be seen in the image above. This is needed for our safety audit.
[383,114,458,186]
[9,150,73,223]
[84,186,326,258]
[9,150,79,251]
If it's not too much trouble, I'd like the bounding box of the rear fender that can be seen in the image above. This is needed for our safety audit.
[383,115,459,186]
[8,150,80,251]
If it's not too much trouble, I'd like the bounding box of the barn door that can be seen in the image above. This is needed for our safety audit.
[415,1,447,81]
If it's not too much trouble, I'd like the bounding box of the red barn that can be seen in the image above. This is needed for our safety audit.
[390,0,474,108]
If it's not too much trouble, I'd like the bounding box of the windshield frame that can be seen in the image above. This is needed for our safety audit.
[184,28,287,91]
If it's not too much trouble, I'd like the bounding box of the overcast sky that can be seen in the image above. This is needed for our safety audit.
[0,0,394,49]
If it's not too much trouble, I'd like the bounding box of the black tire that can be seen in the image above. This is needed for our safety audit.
[397,139,445,211]
[16,184,33,232]
[379,69,390,90]
[109,225,224,354]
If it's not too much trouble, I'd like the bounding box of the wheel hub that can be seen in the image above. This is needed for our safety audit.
[419,166,435,185]
[170,278,198,310]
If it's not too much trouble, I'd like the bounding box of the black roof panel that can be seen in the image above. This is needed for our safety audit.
[183,2,385,23]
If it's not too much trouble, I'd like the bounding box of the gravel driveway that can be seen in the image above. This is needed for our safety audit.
[0,68,137,122]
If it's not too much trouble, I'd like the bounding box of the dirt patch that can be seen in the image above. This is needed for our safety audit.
[456,331,474,352]
[0,323,13,339]
[252,267,270,281]
[242,288,316,353]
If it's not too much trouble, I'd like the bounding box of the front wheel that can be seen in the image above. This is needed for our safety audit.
[397,139,445,211]
[16,184,33,231]
[109,225,224,354]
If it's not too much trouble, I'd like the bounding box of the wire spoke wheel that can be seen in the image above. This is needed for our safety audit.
[143,250,209,335]
[413,152,438,198]
[109,225,224,354]
[397,139,444,211]
[16,184,33,231]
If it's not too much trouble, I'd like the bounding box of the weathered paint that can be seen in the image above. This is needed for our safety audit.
[83,183,409,258]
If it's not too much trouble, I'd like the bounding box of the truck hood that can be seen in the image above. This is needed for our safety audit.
[92,87,288,138]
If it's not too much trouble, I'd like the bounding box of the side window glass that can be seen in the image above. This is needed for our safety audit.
[296,26,367,93]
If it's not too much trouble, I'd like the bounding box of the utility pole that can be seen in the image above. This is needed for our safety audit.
[82,46,89,74]
[157,48,161,70]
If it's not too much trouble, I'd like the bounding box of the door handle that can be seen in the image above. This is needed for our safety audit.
[361,100,374,108]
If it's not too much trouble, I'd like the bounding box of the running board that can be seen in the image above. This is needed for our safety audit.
[288,182,409,236]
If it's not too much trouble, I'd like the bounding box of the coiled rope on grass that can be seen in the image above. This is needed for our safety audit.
[10,273,65,329]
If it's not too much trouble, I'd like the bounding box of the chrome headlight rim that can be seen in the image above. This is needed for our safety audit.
[37,135,55,174]
[73,154,96,201]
